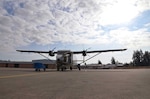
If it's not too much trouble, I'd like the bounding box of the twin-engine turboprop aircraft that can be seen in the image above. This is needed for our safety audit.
[16,48,127,71]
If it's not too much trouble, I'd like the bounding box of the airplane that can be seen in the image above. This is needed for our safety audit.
[16,48,127,71]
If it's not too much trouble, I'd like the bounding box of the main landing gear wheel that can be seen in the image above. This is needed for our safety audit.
[70,67,72,70]
[61,67,66,71]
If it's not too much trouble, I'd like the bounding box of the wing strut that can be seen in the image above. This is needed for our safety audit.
[38,53,52,61]
[79,52,101,65]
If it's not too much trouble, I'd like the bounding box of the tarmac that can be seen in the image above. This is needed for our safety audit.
[0,68,150,99]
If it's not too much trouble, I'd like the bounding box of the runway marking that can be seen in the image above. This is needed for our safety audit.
[0,72,49,79]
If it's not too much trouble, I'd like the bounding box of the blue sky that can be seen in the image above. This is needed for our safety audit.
[0,0,150,64]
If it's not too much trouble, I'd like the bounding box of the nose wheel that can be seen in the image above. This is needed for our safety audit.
[61,66,67,71]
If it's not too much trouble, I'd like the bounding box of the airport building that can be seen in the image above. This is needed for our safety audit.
[0,59,56,69]
[0,60,125,69]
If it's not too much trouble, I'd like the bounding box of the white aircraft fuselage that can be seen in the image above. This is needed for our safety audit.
[56,50,74,71]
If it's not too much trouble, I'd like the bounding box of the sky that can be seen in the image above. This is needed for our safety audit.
[0,0,150,64]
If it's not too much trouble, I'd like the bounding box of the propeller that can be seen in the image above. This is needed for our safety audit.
[82,47,91,56]
[81,47,91,65]
[49,47,56,56]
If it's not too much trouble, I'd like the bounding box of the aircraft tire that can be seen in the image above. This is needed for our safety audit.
[61,67,63,71]
[70,67,72,70]
[57,67,60,71]
[57,65,60,71]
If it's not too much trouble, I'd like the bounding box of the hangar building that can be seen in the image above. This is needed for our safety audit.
[0,59,56,69]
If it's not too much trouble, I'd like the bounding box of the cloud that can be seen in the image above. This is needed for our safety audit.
[135,0,150,12]
[100,1,139,25]
[109,27,150,49]
[0,0,150,52]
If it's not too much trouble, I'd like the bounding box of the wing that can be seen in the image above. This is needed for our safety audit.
[16,50,57,54]
[17,48,127,54]
[72,48,127,54]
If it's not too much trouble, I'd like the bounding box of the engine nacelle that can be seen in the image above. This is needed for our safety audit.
[49,51,55,56]
[82,50,87,56]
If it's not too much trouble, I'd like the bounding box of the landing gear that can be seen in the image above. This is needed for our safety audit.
[61,67,63,71]
[57,64,73,71]
[61,66,66,71]
[70,66,72,70]
[77,64,81,71]
[61,67,67,71]
[57,65,60,71]
[57,65,67,71]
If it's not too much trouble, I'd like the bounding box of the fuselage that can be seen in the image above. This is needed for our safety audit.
[56,50,73,71]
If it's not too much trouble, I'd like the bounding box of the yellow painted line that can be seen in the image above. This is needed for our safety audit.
[0,72,48,79]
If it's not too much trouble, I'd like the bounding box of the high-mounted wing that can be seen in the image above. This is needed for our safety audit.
[16,50,57,56]
[17,50,49,53]
[72,48,127,54]
[17,48,127,56]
